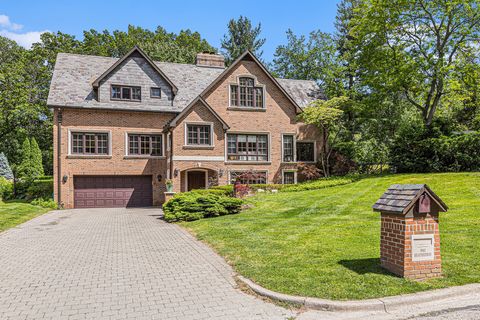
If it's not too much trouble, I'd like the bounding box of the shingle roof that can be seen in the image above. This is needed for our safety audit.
[372,184,448,214]
[47,52,322,113]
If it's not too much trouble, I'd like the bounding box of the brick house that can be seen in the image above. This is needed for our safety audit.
[48,47,324,208]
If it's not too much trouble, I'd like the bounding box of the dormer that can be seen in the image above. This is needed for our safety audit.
[92,46,177,106]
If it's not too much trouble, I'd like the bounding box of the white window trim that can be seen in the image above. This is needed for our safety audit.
[227,169,269,185]
[228,74,266,109]
[282,169,298,184]
[281,133,296,163]
[124,132,166,158]
[68,129,112,156]
[224,131,271,163]
[184,122,214,147]
[296,140,317,163]
[184,168,209,192]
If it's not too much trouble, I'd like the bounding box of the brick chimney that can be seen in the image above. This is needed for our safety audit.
[196,52,225,68]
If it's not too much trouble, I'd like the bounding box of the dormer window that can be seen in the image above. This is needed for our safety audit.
[230,77,264,108]
[111,85,141,101]
[150,87,161,98]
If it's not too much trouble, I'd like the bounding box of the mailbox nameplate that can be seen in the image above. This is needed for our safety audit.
[411,234,435,262]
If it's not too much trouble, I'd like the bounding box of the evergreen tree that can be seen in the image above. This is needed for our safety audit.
[221,16,266,65]
[30,137,44,177]
[17,138,32,179]
[0,152,13,180]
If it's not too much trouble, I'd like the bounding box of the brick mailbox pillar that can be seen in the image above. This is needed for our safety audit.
[373,184,448,281]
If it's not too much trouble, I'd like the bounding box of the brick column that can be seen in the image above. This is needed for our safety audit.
[380,212,441,280]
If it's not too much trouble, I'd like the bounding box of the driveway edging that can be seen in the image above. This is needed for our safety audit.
[237,275,480,312]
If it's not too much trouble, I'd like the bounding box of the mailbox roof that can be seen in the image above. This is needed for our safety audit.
[372,184,448,214]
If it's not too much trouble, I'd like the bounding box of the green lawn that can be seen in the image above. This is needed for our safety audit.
[0,201,50,232]
[182,173,480,300]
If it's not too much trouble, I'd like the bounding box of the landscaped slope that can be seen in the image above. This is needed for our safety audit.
[183,173,480,300]
[0,201,50,232]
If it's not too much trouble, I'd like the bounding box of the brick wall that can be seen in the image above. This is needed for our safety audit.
[54,108,173,208]
[380,211,442,280]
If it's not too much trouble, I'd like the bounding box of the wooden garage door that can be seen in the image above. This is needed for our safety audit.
[74,176,153,208]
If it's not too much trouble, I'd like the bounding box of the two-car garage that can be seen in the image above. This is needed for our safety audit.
[73,176,153,208]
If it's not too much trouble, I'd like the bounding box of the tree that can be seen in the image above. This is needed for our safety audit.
[30,137,44,177]
[221,16,266,65]
[0,153,13,180]
[17,138,32,179]
[271,30,343,97]
[351,0,480,127]
[298,97,349,177]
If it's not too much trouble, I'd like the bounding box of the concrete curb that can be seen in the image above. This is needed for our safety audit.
[237,275,480,312]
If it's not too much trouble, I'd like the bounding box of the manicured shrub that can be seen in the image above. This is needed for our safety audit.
[190,188,232,196]
[26,178,53,200]
[280,176,359,192]
[163,192,243,222]
[210,185,234,193]
[0,177,13,201]
[31,198,57,209]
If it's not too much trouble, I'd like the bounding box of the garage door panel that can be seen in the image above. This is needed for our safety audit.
[74,176,152,208]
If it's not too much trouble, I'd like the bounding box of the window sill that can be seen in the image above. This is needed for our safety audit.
[182,145,215,150]
[67,155,112,159]
[124,155,166,159]
[225,161,271,165]
[227,107,266,112]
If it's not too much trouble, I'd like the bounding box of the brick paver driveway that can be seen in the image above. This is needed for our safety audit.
[0,208,292,320]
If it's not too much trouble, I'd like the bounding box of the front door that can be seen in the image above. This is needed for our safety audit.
[187,171,206,191]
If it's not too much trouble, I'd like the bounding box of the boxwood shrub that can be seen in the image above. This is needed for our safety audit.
[163,192,243,222]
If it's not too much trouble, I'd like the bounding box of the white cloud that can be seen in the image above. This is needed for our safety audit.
[0,14,23,31]
[0,29,50,48]
[0,14,49,48]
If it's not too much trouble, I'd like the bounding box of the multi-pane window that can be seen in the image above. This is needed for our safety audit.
[187,124,212,145]
[227,134,268,161]
[128,134,163,156]
[283,171,296,184]
[283,135,294,162]
[296,141,315,162]
[71,132,109,155]
[111,85,141,101]
[230,171,267,184]
[230,77,264,108]
[150,87,161,98]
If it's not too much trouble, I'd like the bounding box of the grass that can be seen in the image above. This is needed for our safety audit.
[182,173,480,300]
[0,200,50,232]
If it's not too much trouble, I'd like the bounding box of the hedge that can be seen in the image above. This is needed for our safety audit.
[163,192,243,222]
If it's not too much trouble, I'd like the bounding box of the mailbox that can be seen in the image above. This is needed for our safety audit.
[373,184,448,280]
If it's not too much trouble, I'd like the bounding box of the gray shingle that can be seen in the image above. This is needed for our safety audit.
[47,53,322,112]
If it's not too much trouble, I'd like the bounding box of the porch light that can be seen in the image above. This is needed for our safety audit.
[157,174,162,182]
[174,168,179,177]
[62,175,68,183]
[218,169,224,177]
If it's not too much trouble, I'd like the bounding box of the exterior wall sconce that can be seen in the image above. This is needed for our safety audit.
[157,174,162,182]
[174,168,179,177]
[218,169,224,177]
[62,175,68,183]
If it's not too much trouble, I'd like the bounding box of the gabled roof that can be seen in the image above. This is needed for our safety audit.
[91,46,178,94]
[167,96,230,130]
[199,50,305,114]
[372,184,448,214]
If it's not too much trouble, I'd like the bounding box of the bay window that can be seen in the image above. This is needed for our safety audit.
[227,134,268,161]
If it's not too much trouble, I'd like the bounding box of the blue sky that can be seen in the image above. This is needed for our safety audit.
[1,0,340,62]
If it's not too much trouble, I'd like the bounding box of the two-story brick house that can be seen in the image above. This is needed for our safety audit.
[48,47,323,208]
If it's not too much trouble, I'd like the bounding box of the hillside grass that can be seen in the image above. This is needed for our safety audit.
[0,200,50,232]
[182,173,480,300]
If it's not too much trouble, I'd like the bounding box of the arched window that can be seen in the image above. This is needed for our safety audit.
[230,77,264,108]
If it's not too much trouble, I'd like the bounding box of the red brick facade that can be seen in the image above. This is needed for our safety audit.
[380,212,442,280]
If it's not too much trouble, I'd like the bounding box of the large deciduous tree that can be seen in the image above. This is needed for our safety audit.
[351,0,480,127]
[221,16,266,65]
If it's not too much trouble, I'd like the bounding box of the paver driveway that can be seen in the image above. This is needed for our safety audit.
[0,208,292,320]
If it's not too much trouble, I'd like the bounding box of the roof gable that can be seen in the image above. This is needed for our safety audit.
[199,50,303,114]
[167,96,229,130]
[372,184,448,214]
[91,46,178,94]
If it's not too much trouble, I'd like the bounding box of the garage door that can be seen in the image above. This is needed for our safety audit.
[74,176,153,208]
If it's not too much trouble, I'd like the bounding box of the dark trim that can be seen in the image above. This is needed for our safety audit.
[226,133,269,162]
[56,108,63,208]
[110,84,141,102]
[150,87,162,99]
[47,104,181,115]
[186,124,212,146]
[92,46,178,94]
[127,133,163,156]
[71,132,110,155]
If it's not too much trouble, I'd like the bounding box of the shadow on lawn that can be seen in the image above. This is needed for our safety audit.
[338,258,396,276]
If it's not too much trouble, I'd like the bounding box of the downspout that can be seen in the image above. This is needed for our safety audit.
[169,130,174,179]
[56,108,63,208]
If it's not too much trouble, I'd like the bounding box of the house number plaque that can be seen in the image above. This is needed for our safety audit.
[411,234,435,262]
